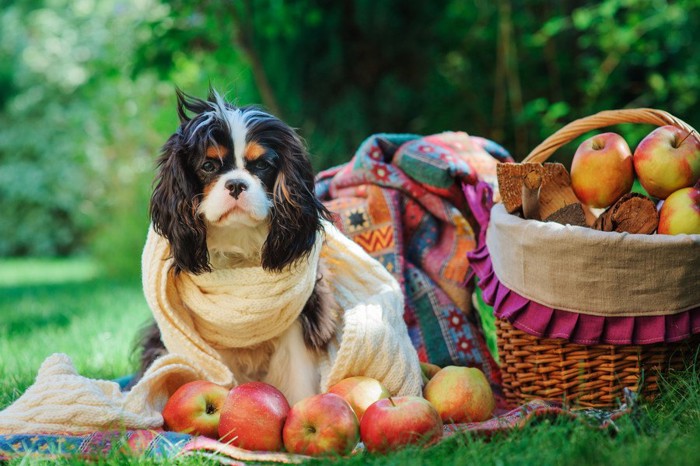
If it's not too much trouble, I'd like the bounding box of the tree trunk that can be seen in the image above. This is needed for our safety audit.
[229,0,283,117]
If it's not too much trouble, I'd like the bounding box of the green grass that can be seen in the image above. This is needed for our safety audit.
[1,258,699,465]
[0,258,151,407]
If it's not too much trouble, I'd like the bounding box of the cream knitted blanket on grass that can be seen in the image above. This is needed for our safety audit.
[0,222,422,435]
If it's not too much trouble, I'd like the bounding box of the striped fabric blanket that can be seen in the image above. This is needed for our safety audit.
[0,397,633,463]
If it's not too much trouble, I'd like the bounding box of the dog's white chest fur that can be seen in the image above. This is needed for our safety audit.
[218,321,322,405]
[204,222,322,405]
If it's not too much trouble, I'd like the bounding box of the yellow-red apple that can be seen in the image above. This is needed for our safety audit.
[161,380,229,439]
[218,381,290,451]
[633,126,700,199]
[571,132,634,208]
[283,393,359,456]
[359,396,443,453]
[657,181,700,234]
[420,362,441,381]
[327,376,390,422]
[423,366,495,423]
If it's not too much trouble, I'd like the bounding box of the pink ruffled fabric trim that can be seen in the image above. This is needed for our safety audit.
[464,182,700,346]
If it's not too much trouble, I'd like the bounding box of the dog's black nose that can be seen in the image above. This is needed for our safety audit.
[225,179,248,199]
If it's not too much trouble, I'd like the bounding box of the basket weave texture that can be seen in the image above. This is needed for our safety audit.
[470,108,700,408]
[497,319,698,408]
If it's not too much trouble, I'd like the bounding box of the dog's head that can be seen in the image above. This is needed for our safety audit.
[151,89,330,274]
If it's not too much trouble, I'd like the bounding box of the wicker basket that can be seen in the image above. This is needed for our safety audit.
[497,319,699,408]
[489,108,700,408]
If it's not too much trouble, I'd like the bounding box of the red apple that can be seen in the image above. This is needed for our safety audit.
[571,132,634,208]
[161,380,229,439]
[423,366,495,423]
[218,382,290,451]
[327,376,390,422]
[283,393,359,456]
[657,181,700,234]
[634,125,700,199]
[359,396,443,453]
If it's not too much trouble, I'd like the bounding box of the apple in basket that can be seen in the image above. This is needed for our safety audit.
[423,366,495,423]
[161,380,229,439]
[283,393,360,456]
[218,381,290,451]
[327,376,390,422]
[570,132,634,208]
[633,125,700,199]
[657,181,700,235]
[359,396,443,453]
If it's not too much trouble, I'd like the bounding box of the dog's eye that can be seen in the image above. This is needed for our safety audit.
[249,159,275,171]
[201,161,218,173]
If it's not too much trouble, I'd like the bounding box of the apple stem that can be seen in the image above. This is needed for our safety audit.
[389,397,396,407]
[676,129,696,148]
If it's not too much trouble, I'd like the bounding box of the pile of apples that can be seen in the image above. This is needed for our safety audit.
[161,364,495,456]
[570,125,700,234]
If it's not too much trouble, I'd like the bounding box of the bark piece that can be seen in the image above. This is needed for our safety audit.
[592,193,659,234]
[544,203,588,227]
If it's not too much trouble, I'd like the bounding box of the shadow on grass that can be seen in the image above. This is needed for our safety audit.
[4,311,72,335]
[0,277,144,337]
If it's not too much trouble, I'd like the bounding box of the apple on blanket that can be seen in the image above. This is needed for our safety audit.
[161,365,496,455]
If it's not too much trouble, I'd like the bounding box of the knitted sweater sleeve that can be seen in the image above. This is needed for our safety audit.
[319,223,423,397]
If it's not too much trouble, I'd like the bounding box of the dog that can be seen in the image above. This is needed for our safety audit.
[134,89,340,404]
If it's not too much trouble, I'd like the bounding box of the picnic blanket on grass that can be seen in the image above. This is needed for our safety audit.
[0,395,636,463]
[315,131,511,388]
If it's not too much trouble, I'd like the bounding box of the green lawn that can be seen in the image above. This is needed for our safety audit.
[1,258,699,465]
[0,258,151,408]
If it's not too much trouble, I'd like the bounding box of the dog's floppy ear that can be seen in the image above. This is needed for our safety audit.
[262,131,330,272]
[150,131,210,275]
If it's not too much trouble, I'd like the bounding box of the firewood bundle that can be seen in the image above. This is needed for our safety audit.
[497,162,659,234]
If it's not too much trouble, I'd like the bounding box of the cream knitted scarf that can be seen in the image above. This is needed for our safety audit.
[0,222,422,434]
[143,225,322,387]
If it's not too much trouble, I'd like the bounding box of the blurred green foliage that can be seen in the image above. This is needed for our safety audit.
[1,0,699,276]
[0,0,173,275]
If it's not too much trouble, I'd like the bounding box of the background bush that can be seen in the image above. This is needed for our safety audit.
[1,0,699,276]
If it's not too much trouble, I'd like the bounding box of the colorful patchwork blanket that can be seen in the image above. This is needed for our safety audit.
[315,132,511,387]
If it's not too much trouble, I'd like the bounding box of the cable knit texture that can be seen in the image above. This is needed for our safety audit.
[141,224,323,387]
[0,221,422,434]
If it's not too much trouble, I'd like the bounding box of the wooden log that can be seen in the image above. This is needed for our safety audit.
[592,193,659,234]
[497,162,596,225]
[521,170,542,220]
[544,203,588,227]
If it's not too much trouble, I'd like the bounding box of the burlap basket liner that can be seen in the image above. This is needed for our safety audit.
[464,183,700,345]
[487,203,700,316]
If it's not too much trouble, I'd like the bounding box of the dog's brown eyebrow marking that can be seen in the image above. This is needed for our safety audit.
[244,142,266,162]
[206,145,228,159]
